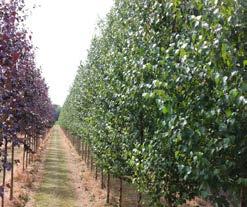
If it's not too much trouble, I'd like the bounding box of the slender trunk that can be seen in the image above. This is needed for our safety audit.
[2,139,7,187]
[90,156,93,171]
[119,177,123,207]
[2,138,7,207]
[1,196,4,207]
[25,139,28,169]
[95,166,98,180]
[31,137,34,162]
[79,139,81,154]
[76,138,78,152]
[35,137,37,152]
[106,172,110,204]
[28,136,31,165]
[34,137,37,152]
[137,192,142,207]
[101,169,104,189]
[37,138,39,151]
[10,142,14,200]
[81,141,84,159]
[81,141,83,155]
[241,186,247,207]
[22,141,25,171]
[85,143,87,162]
[87,145,90,168]
[78,139,81,154]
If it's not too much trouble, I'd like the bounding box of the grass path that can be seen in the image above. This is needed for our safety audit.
[33,126,77,207]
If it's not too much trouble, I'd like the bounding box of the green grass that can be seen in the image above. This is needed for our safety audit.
[34,127,77,207]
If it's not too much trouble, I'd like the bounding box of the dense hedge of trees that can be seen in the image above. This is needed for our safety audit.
[0,0,54,205]
[59,0,246,206]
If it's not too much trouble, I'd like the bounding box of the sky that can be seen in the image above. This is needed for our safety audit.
[26,0,114,106]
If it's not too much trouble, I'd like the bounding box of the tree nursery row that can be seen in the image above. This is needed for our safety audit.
[0,1,55,206]
[59,0,246,206]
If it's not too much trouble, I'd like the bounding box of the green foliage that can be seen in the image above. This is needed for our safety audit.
[59,0,247,206]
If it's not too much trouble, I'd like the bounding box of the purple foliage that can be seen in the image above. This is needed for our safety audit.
[0,0,55,196]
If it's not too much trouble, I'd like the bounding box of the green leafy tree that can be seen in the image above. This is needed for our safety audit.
[59,0,246,206]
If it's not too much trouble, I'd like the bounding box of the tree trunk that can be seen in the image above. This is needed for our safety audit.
[28,136,31,165]
[81,141,84,159]
[87,145,90,168]
[101,169,104,189]
[25,140,28,169]
[241,186,247,207]
[137,192,142,207]
[31,137,34,162]
[10,142,14,200]
[106,172,110,204]
[77,138,79,153]
[22,140,25,171]
[1,196,4,207]
[95,166,98,180]
[2,139,7,187]
[79,140,82,155]
[1,138,7,207]
[119,177,123,207]
[85,143,87,162]
[90,156,93,171]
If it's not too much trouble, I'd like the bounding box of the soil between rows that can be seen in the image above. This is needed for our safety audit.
[25,126,109,207]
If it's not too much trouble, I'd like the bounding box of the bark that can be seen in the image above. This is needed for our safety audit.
[22,140,25,171]
[25,140,28,169]
[137,192,142,207]
[1,196,4,207]
[28,136,31,165]
[1,138,7,207]
[85,143,87,162]
[101,169,104,189]
[241,186,247,207]
[81,141,84,159]
[2,139,7,187]
[119,177,123,207]
[87,145,90,168]
[95,166,98,180]
[106,172,110,204]
[10,142,14,200]
[90,156,93,171]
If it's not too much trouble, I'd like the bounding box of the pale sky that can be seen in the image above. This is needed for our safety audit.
[26,0,114,106]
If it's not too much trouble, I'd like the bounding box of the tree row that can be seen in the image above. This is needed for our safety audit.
[59,0,246,206]
[0,1,54,205]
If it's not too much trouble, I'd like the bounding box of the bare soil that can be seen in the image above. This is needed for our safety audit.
[24,126,110,207]
[60,126,110,207]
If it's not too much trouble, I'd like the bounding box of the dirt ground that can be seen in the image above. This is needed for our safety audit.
[24,126,110,207]
[61,127,111,207]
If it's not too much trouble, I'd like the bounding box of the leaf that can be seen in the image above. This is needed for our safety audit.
[243,60,247,67]
[11,52,20,62]
[229,88,238,98]
[225,108,232,117]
